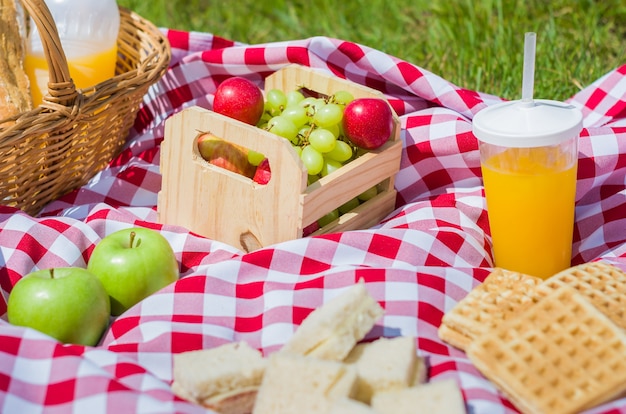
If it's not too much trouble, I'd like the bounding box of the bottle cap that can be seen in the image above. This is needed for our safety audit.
[472,99,583,148]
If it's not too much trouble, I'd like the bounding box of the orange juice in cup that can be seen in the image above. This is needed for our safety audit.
[473,99,582,279]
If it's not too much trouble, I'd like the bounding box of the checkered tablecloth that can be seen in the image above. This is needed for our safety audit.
[1,29,625,413]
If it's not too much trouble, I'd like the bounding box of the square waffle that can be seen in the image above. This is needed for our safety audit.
[467,285,626,414]
[438,268,543,351]
[539,261,626,330]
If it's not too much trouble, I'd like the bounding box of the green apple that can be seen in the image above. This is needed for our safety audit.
[87,227,179,316]
[7,267,110,346]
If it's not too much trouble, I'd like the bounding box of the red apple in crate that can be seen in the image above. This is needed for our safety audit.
[87,227,179,316]
[342,98,394,150]
[302,221,320,237]
[7,267,110,346]
[253,158,271,185]
[213,77,264,125]
[197,132,257,179]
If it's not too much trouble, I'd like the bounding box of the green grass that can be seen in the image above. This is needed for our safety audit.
[117,0,626,101]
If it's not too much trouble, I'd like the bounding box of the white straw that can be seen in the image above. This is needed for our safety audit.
[521,32,536,102]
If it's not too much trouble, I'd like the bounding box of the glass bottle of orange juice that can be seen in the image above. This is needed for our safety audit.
[25,0,120,106]
[473,99,583,279]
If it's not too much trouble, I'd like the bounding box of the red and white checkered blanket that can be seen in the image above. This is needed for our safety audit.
[1,30,625,413]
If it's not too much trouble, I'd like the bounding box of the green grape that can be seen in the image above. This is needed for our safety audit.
[266,89,287,113]
[248,150,265,166]
[264,101,281,118]
[286,90,305,107]
[301,97,325,115]
[281,105,309,127]
[299,96,318,109]
[338,197,360,214]
[321,158,343,177]
[313,103,343,128]
[308,128,336,153]
[308,174,320,185]
[266,116,298,141]
[318,209,339,227]
[300,145,324,175]
[291,144,302,157]
[332,90,354,106]
[294,126,312,146]
[325,140,353,163]
[358,185,378,201]
[298,125,313,138]
[259,110,273,124]
[313,98,327,112]
[326,123,340,138]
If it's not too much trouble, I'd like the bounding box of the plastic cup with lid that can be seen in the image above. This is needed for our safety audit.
[473,98,583,278]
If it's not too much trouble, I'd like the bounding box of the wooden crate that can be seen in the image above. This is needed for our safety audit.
[157,65,402,252]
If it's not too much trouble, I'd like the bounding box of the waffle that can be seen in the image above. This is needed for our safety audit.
[540,261,626,330]
[438,268,543,350]
[467,285,626,414]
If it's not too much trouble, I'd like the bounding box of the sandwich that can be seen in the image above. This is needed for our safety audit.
[280,279,385,360]
[171,341,266,414]
[344,336,427,404]
[252,352,357,414]
[371,378,466,414]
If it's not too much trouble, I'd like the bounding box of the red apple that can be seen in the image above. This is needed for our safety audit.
[342,98,394,150]
[253,158,271,185]
[213,77,264,125]
[197,132,257,179]
[302,221,320,237]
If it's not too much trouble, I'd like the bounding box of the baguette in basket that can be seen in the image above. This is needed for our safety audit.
[0,0,32,120]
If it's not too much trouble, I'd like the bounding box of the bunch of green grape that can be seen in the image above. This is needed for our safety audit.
[257,88,357,177]
[256,88,378,229]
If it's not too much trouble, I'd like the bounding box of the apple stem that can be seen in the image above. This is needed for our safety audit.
[129,231,141,248]
[49,269,54,279]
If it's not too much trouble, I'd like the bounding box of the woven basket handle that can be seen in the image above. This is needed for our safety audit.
[20,0,78,107]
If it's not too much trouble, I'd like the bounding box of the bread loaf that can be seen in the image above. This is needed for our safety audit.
[0,0,32,121]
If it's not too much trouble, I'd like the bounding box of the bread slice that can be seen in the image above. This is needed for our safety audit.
[467,285,626,414]
[171,341,266,414]
[438,268,543,351]
[280,280,384,360]
[371,379,466,414]
[252,352,357,414]
[344,336,426,404]
[0,0,32,121]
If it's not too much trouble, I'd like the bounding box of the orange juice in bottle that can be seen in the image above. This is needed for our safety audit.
[26,0,120,106]
[473,99,582,279]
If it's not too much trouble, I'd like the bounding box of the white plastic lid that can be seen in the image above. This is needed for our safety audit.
[472,99,583,148]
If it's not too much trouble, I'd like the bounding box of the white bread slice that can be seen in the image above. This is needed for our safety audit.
[280,280,384,360]
[371,379,466,414]
[252,352,357,414]
[328,397,381,414]
[344,336,427,403]
[171,341,266,413]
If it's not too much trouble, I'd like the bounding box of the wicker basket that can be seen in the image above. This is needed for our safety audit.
[0,0,171,215]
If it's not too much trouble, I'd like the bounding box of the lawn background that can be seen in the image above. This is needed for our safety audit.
[117,0,626,102]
